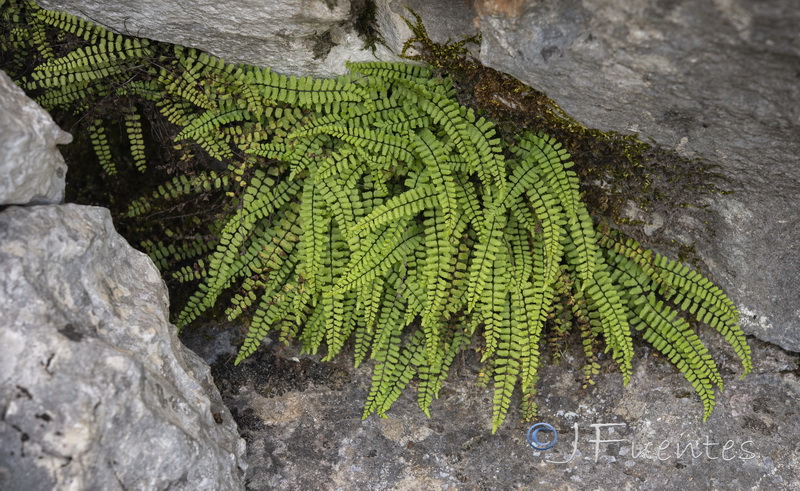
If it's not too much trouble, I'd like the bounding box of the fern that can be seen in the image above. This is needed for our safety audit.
[87,119,115,175]
[3,1,753,433]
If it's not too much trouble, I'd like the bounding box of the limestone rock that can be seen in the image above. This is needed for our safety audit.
[0,70,70,205]
[0,205,246,490]
[475,0,800,351]
[35,0,398,77]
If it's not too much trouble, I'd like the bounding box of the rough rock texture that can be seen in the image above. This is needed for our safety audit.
[0,205,246,490]
[35,0,397,77]
[183,324,800,490]
[0,70,70,205]
[474,0,800,351]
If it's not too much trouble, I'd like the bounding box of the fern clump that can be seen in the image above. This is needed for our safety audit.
[1,0,752,433]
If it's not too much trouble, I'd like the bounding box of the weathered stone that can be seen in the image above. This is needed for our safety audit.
[0,205,246,490]
[474,0,800,351]
[184,323,800,489]
[0,70,70,205]
[35,0,398,77]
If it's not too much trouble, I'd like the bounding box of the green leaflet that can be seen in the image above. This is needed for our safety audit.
[4,0,753,433]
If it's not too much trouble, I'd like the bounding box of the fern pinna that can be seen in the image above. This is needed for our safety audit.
[2,0,751,433]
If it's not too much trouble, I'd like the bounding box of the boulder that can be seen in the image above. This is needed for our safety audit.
[0,204,246,490]
[35,0,398,77]
[0,70,70,205]
[473,0,800,351]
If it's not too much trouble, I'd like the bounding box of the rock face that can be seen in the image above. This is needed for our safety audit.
[0,205,246,490]
[35,0,397,77]
[473,0,800,351]
[0,70,70,205]
[183,324,800,489]
[0,67,245,489]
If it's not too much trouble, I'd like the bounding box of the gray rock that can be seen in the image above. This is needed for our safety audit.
[0,70,70,205]
[0,205,246,490]
[475,0,800,351]
[201,325,800,489]
[35,0,398,77]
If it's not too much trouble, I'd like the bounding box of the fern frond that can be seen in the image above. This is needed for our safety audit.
[585,266,634,383]
[600,229,752,375]
[515,132,581,216]
[347,60,433,86]
[234,288,295,364]
[466,208,507,312]
[491,306,522,433]
[417,327,467,417]
[87,119,115,175]
[362,295,407,418]
[609,251,724,418]
[333,222,422,295]
[410,129,458,233]
[350,184,437,237]
[299,177,330,296]
[374,329,427,417]
[127,171,230,217]
[563,205,599,288]
[175,178,301,327]
[292,124,414,164]
[123,108,147,172]
[35,7,108,43]
[481,247,512,364]
[247,66,368,107]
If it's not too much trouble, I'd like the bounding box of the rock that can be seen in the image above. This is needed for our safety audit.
[474,0,800,351]
[188,323,800,489]
[35,0,398,77]
[0,205,246,490]
[0,70,70,205]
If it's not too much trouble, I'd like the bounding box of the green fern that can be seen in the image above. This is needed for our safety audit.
[2,0,753,433]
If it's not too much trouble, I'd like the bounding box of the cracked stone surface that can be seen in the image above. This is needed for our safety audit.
[0,205,246,490]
